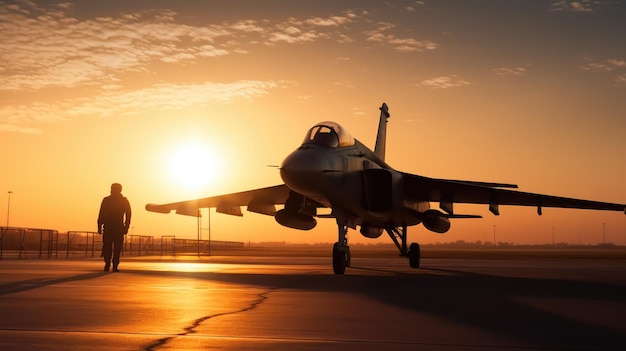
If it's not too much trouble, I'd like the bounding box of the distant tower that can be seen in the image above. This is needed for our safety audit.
[6,191,12,228]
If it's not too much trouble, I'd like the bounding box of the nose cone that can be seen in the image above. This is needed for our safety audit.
[280,149,325,194]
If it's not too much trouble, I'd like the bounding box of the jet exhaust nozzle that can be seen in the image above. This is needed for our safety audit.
[275,209,317,231]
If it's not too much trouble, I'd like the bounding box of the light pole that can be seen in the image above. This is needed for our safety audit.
[6,191,12,228]
[197,207,201,257]
[602,222,606,247]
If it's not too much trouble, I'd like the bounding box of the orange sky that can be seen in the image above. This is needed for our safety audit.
[1,0,625,245]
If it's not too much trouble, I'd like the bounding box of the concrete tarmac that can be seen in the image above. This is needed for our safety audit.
[1,254,625,350]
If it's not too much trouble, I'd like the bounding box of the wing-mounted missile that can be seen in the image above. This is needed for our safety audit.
[422,209,451,233]
[274,191,318,230]
[275,209,317,230]
[360,226,383,238]
[421,209,483,234]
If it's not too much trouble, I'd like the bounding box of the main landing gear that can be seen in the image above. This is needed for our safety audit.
[386,225,420,269]
[408,242,421,268]
[332,222,351,275]
[331,221,421,275]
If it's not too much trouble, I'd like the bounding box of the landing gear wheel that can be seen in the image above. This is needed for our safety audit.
[345,248,351,267]
[408,242,420,268]
[332,243,348,274]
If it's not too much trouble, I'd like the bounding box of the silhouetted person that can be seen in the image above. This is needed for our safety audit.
[98,183,131,272]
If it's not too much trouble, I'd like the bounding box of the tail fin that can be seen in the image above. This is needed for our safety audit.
[374,102,390,160]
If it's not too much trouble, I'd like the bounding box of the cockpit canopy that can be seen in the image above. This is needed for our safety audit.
[303,121,355,148]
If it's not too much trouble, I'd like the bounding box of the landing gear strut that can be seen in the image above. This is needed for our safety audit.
[385,225,420,269]
[332,221,351,275]
[331,221,419,273]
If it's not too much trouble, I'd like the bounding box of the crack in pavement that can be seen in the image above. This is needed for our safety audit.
[144,288,275,350]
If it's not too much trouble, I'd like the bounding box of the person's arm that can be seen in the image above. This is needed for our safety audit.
[97,199,105,234]
[124,198,132,233]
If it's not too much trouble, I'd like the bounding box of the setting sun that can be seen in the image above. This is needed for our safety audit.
[166,140,223,192]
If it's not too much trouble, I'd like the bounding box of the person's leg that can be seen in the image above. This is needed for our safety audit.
[112,234,124,272]
[102,234,113,271]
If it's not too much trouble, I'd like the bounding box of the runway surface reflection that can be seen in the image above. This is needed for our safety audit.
[0,255,625,350]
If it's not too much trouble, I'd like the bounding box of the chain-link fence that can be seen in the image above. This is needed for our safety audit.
[1,226,243,260]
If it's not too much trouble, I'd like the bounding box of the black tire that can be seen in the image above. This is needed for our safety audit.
[332,243,346,274]
[408,242,420,268]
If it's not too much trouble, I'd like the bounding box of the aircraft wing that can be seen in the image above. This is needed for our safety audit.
[145,184,290,217]
[402,173,626,215]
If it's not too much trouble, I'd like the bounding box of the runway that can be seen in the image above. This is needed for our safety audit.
[1,254,625,350]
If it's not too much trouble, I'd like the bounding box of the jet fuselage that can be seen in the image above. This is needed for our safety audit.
[279,124,430,235]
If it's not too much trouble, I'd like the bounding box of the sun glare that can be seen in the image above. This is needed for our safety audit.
[167,140,222,192]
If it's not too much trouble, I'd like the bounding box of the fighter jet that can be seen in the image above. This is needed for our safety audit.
[146,103,625,274]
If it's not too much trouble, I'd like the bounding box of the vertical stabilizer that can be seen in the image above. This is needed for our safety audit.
[374,102,390,160]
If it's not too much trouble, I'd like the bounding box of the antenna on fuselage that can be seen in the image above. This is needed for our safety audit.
[374,102,390,161]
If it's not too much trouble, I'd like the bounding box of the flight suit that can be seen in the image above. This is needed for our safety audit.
[98,191,131,271]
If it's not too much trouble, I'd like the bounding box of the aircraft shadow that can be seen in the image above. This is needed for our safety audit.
[124,265,626,351]
[0,272,108,296]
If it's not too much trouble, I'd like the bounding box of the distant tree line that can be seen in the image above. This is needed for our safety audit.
[250,240,622,249]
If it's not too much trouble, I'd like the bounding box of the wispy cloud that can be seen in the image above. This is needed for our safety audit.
[493,66,529,77]
[614,74,626,86]
[264,11,362,45]
[67,80,279,116]
[305,13,357,27]
[0,101,68,135]
[550,1,594,12]
[0,2,438,133]
[364,22,438,52]
[418,75,470,89]
[332,80,355,89]
[580,57,626,85]
[0,4,433,92]
[403,1,425,13]
[0,80,278,134]
[580,58,626,72]
[351,107,365,116]
[0,3,232,91]
[267,26,322,44]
